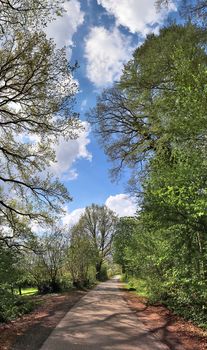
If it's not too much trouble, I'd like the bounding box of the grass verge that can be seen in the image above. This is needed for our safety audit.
[14,287,38,296]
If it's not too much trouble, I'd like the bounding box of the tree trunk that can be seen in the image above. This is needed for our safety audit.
[96,261,102,280]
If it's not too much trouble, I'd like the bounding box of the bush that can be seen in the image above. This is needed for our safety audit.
[123,275,207,328]
[163,277,207,327]
[37,280,62,294]
[87,266,97,285]
[59,278,73,291]
[0,288,36,322]
[0,289,18,322]
[125,277,149,297]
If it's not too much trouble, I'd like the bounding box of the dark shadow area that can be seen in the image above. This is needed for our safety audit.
[43,313,171,350]
[12,291,86,350]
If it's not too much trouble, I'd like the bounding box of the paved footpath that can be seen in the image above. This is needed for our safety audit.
[40,278,170,350]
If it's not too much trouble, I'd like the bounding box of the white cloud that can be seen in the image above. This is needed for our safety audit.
[62,193,137,227]
[105,193,137,216]
[84,26,134,87]
[62,207,85,227]
[18,122,91,181]
[45,0,84,56]
[97,0,176,36]
[51,121,92,180]
[66,168,78,180]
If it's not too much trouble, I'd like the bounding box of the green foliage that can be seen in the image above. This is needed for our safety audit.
[0,0,81,248]
[0,290,19,322]
[25,226,67,293]
[66,204,118,286]
[14,287,38,296]
[92,22,207,328]
[0,289,37,322]
[67,220,97,288]
[98,265,108,281]
[107,264,122,278]
[88,24,207,179]
[86,266,97,286]
[0,0,65,36]
[74,204,118,281]
[113,217,138,272]
[125,276,149,298]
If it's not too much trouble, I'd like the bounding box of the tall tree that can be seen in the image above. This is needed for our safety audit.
[0,0,64,34]
[0,0,81,246]
[87,24,207,179]
[79,204,118,280]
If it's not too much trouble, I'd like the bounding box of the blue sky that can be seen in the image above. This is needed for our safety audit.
[45,0,178,225]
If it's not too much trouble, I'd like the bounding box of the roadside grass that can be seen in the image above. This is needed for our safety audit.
[14,287,38,296]
[128,278,149,298]
[121,275,149,298]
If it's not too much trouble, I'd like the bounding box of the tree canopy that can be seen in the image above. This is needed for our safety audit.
[0,0,64,34]
[87,23,207,179]
[0,0,81,247]
[77,204,118,279]
[156,0,207,22]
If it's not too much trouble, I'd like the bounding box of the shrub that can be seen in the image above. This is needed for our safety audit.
[0,288,36,322]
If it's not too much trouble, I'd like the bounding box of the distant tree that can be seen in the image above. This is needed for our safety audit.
[67,220,96,288]
[0,242,32,295]
[80,204,118,280]
[26,225,67,293]
[0,243,18,291]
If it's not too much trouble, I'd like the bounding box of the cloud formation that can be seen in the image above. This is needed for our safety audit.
[63,193,137,228]
[105,193,137,216]
[97,0,176,35]
[46,0,84,56]
[84,26,134,87]
[51,121,92,180]
[62,207,85,227]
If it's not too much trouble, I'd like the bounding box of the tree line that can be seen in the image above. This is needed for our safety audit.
[0,203,117,322]
[88,1,207,327]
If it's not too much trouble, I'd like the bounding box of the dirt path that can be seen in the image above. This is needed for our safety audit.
[40,278,172,350]
[0,291,86,350]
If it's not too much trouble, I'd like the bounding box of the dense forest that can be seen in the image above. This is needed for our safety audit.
[0,0,207,331]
